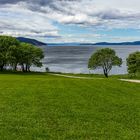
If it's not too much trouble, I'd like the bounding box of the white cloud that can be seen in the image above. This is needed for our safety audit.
[1,0,140,42]
[25,0,140,29]
[0,3,59,38]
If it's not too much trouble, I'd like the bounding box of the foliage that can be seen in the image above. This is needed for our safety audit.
[0,36,44,72]
[127,51,140,75]
[0,35,20,70]
[88,48,122,77]
[19,43,44,72]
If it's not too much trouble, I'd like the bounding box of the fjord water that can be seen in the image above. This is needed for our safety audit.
[40,45,140,74]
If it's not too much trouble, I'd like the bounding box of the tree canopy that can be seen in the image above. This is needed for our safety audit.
[127,51,140,75]
[0,35,44,72]
[88,48,122,77]
[0,35,20,70]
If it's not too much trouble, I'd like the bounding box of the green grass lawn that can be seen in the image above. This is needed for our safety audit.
[0,73,140,140]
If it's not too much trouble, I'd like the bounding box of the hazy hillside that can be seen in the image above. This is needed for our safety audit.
[17,37,47,46]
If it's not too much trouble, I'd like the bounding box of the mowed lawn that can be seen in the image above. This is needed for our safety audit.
[0,73,140,140]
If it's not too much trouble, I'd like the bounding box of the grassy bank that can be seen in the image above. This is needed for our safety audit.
[0,73,140,139]
[55,73,140,79]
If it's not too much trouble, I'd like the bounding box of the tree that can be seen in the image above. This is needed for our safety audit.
[0,36,20,71]
[8,45,22,71]
[88,48,122,77]
[0,35,44,72]
[126,51,140,75]
[19,43,44,72]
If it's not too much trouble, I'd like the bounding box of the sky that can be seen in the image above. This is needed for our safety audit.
[0,0,140,43]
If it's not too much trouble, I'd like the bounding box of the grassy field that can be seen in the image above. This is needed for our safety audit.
[0,73,140,140]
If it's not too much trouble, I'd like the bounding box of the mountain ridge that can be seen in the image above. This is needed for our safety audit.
[49,41,140,46]
[16,37,47,46]
[94,41,140,45]
[16,37,140,46]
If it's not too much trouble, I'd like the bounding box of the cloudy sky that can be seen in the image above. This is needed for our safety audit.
[0,0,140,43]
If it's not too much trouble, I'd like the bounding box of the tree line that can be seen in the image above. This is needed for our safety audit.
[0,35,44,72]
[88,48,140,77]
[0,35,139,76]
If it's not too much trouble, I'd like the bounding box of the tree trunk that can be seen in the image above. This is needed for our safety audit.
[103,69,108,78]
[25,64,28,72]
[21,64,25,72]
[27,65,30,72]
[0,65,4,71]
[104,72,108,78]
[14,64,17,71]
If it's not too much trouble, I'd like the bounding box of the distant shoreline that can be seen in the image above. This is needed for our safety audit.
[46,44,140,47]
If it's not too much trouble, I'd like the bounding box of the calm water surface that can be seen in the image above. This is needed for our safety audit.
[36,45,140,74]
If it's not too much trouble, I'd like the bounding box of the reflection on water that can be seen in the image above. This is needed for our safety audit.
[36,45,140,74]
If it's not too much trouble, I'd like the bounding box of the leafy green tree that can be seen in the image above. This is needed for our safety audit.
[0,36,20,71]
[0,36,44,72]
[32,47,44,68]
[88,48,122,77]
[19,43,44,72]
[9,45,22,71]
[127,51,140,75]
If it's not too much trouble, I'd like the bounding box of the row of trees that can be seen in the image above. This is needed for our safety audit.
[0,35,139,76]
[0,36,44,72]
[88,48,140,77]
